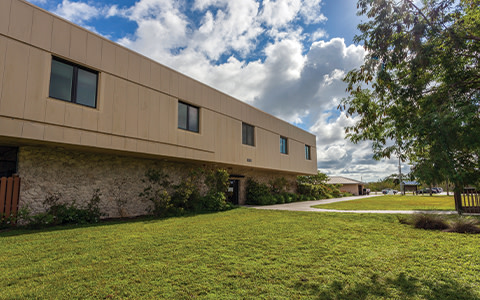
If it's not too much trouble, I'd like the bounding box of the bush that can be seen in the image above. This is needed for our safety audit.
[202,169,230,211]
[445,218,480,234]
[246,178,270,205]
[411,214,449,230]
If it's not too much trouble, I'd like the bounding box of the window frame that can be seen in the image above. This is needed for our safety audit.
[242,123,255,146]
[305,145,311,160]
[280,136,288,154]
[178,101,200,133]
[49,56,98,108]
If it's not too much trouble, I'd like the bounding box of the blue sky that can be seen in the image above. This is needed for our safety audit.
[27,0,407,182]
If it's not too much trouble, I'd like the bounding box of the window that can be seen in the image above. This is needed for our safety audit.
[49,56,98,108]
[280,136,288,154]
[242,123,255,146]
[178,101,199,132]
[305,145,311,160]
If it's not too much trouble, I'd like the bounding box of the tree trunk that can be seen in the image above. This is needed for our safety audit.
[453,182,463,214]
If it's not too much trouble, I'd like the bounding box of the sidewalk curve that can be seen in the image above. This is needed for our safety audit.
[248,195,458,214]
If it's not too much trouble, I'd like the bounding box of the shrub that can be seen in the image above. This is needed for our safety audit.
[411,214,449,230]
[246,178,270,205]
[269,177,289,194]
[202,192,227,211]
[202,169,230,211]
[445,218,480,234]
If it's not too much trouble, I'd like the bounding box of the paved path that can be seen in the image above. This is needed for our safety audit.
[248,194,458,214]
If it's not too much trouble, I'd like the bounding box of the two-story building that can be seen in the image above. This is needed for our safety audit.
[0,0,317,217]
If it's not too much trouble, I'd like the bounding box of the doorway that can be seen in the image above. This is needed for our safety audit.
[227,179,239,205]
[0,146,18,177]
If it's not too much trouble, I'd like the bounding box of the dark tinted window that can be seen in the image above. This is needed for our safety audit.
[242,123,255,146]
[49,56,98,108]
[178,101,199,132]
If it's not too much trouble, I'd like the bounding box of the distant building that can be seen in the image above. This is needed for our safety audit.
[0,0,317,217]
[327,176,366,196]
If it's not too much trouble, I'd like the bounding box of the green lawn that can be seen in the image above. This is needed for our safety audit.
[1,208,479,299]
[313,195,455,211]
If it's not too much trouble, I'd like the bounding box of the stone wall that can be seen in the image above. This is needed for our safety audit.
[17,146,300,217]
[18,146,207,218]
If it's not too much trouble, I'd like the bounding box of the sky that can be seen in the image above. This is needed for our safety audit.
[27,0,410,182]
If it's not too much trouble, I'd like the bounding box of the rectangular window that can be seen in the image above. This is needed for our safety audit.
[49,56,98,108]
[280,136,288,154]
[178,101,199,132]
[305,145,311,160]
[242,123,255,146]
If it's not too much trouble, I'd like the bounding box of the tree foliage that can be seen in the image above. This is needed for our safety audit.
[341,0,480,193]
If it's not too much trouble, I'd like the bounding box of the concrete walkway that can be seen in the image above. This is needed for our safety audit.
[248,194,458,214]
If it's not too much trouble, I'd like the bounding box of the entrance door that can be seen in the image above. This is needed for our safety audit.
[227,179,239,205]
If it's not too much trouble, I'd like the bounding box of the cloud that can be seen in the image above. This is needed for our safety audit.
[53,0,102,24]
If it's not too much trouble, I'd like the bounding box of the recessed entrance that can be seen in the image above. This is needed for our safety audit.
[0,146,18,177]
[227,179,239,205]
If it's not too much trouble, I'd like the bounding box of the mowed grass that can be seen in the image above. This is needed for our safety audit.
[313,194,455,211]
[2,208,479,299]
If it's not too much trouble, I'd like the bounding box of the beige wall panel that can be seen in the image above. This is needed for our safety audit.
[170,71,179,97]
[0,36,8,109]
[137,140,148,153]
[0,0,12,35]
[51,19,70,57]
[148,91,161,141]
[191,80,203,107]
[64,103,83,128]
[63,127,81,144]
[0,117,23,137]
[97,74,114,133]
[81,131,97,147]
[127,52,140,82]
[112,79,127,135]
[22,121,45,140]
[45,99,66,125]
[111,135,125,150]
[137,88,150,139]
[124,137,137,151]
[159,65,171,94]
[69,26,87,63]
[8,0,33,43]
[210,90,221,113]
[96,132,112,149]
[115,47,129,78]
[101,41,116,74]
[44,125,64,142]
[0,39,28,118]
[81,107,98,131]
[86,33,102,68]
[150,63,161,91]
[139,57,151,87]
[125,82,139,137]
[178,75,188,101]
[177,129,186,147]
[165,96,177,144]
[146,141,158,154]
[31,9,53,51]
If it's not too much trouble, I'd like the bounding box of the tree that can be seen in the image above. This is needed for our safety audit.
[341,0,480,211]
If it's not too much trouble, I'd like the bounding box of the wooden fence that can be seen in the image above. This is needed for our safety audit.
[461,189,480,213]
[0,176,21,224]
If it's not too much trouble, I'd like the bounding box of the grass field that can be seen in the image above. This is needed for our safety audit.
[313,195,456,211]
[1,208,479,299]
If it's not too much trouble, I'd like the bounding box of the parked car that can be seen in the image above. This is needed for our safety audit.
[418,188,439,194]
[431,187,441,193]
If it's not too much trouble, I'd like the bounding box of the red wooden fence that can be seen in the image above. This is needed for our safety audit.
[0,176,21,224]
[461,189,480,213]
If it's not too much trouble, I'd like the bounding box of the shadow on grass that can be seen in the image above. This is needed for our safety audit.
[305,272,479,300]
[0,207,240,238]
